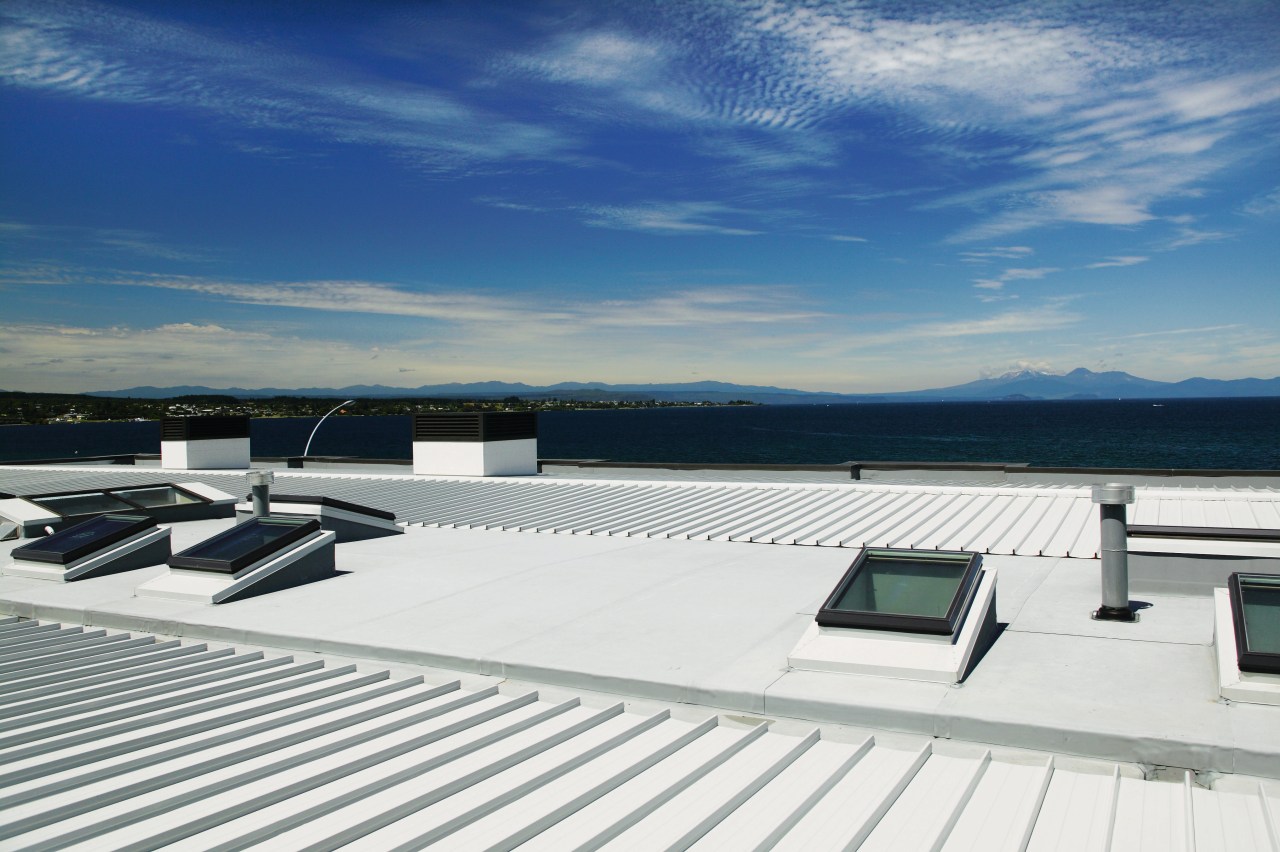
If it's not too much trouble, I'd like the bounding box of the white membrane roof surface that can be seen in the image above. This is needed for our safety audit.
[3,464,1280,848]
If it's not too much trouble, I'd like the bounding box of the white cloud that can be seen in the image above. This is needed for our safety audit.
[998,267,1059,281]
[0,1,581,171]
[581,286,822,326]
[1086,256,1148,269]
[970,265,1058,299]
[1242,187,1280,217]
[0,321,374,391]
[508,31,666,88]
[581,202,761,235]
[1164,225,1231,249]
[960,246,1034,262]
[3,263,826,332]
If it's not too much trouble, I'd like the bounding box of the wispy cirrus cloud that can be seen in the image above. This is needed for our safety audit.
[1242,187,1280,217]
[960,247,1034,263]
[583,286,821,326]
[0,0,579,172]
[0,222,211,264]
[971,266,1059,302]
[580,201,761,235]
[1086,256,1148,269]
[809,298,1085,362]
[0,263,821,330]
[1163,224,1231,250]
[0,321,425,391]
[688,1,1280,241]
[7,0,1276,243]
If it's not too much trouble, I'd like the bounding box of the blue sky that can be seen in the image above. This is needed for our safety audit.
[2,0,1278,394]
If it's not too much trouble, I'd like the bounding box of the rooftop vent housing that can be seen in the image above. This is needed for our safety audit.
[161,415,251,470]
[412,411,538,477]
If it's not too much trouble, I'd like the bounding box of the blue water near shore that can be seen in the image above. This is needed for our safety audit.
[2,398,1278,469]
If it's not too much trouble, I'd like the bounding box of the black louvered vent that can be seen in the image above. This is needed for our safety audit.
[160,416,251,441]
[412,411,537,443]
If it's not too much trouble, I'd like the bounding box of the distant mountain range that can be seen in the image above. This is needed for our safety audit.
[88,368,1280,404]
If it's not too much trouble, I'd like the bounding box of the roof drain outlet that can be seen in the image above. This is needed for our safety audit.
[1092,483,1137,622]
[248,469,274,518]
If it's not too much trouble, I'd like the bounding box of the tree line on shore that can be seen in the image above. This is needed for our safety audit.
[0,391,753,425]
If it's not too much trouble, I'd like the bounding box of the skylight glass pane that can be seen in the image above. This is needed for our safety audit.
[113,486,200,508]
[183,519,304,562]
[830,553,970,619]
[34,492,134,516]
[1240,576,1280,656]
[817,548,982,635]
[169,517,319,573]
[13,514,155,565]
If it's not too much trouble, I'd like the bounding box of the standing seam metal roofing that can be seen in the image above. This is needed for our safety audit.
[2,618,1279,850]
[2,466,1279,559]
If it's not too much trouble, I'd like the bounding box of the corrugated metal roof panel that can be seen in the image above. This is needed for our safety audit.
[3,620,1279,850]
[2,466,1278,559]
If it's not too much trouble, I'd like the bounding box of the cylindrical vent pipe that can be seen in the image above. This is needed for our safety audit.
[248,469,274,518]
[1091,482,1136,622]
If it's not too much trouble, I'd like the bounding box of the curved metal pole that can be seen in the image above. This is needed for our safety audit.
[303,400,355,457]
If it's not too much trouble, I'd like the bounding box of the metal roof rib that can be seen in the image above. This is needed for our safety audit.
[2,621,1279,849]
[2,465,1275,557]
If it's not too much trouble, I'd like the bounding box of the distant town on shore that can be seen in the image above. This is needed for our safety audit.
[2,367,1277,425]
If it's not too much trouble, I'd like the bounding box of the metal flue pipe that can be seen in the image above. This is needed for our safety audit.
[1091,482,1136,622]
[248,469,274,518]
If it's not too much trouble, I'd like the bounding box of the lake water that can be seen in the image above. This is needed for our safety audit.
[2,398,1278,469]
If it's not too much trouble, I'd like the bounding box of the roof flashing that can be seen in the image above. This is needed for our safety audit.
[1213,584,1280,705]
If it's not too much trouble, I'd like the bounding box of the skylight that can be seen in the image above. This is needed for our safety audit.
[21,482,229,528]
[169,517,320,574]
[32,491,136,518]
[1229,573,1280,675]
[11,514,156,565]
[817,548,983,635]
[110,485,202,508]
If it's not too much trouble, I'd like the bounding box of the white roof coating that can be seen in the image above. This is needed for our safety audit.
[3,462,1280,848]
[2,618,1278,851]
[1,465,1278,559]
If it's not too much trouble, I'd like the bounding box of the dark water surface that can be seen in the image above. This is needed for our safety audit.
[2,398,1278,469]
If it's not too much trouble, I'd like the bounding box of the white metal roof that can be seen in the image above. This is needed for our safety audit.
[2,618,1277,851]
[2,465,1278,559]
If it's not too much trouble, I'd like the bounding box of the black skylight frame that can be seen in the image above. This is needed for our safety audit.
[816,547,984,635]
[268,494,396,522]
[12,514,156,565]
[169,516,320,574]
[28,483,210,520]
[1228,572,1280,676]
